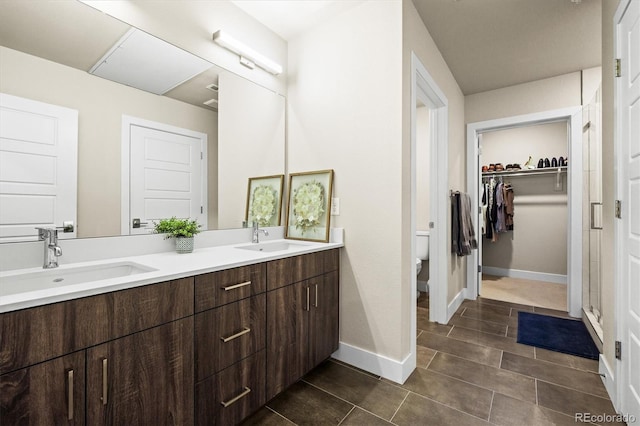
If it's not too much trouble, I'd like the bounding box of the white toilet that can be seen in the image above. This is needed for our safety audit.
[416,230,430,298]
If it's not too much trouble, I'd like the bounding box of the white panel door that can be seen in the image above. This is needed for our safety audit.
[0,93,77,242]
[617,0,640,421]
[128,124,204,235]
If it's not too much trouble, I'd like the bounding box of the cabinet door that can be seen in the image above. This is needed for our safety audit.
[266,281,308,400]
[0,351,85,425]
[309,270,340,370]
[86,318,194,426]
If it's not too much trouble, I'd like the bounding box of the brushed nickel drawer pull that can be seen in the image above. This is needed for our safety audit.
[220,386,251,407]
[101,358,108,405]
[222,280,251,291]
[314,284,319,308]
[305,286,310,311]
[67,370,74,420]
[221,327,251,342]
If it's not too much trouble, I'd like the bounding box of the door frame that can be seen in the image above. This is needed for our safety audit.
[614,0,636,415]
[466,107,583,318]
[408,51,449,380]
[120,115,208,235]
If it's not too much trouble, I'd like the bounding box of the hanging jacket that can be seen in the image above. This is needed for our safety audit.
[504,183,515,230]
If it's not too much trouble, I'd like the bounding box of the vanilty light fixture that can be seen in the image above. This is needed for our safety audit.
[212,30,283,75]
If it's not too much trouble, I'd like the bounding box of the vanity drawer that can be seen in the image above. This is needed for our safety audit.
[0,277,194,375]
[196,350,266,426]
[267,249,339,291]
[194,263,266,312]
[195,294,266,381]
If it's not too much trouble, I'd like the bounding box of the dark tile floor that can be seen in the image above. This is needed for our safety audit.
[243,295,620,425]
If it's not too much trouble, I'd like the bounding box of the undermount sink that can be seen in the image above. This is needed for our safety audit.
[235,241,310,253]
[0,261,157,297]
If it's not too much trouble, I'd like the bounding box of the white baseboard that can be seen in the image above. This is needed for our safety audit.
[331,341,413,384]
[482,266,567,285]
[447,289,466,322]
[599,355,618,411]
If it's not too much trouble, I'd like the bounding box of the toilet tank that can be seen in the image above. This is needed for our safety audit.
[416,230,430,260]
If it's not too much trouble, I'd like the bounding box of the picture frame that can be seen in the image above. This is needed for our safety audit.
[245,174,284,227]
[285,169,334,242]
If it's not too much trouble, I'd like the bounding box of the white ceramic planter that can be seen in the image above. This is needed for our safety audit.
[175,236,194,254]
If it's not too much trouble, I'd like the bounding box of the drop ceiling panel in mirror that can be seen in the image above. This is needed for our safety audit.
[0,0,130,71]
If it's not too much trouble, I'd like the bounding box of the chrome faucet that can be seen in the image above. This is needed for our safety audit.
[252,221,269,243]
[36,227,62,268]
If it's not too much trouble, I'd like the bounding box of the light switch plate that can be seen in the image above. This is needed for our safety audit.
[331,198,340,215]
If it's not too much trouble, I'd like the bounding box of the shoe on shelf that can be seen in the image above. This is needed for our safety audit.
[524,155,535,169]
[559,156,566,167]
[495,163,504,171]
[544,158,551,168]
[506,164,513,171]
[482,165,489,172]
[512,163,521,170]
[488,164,496,171]
[551,157,558,167]
[537,158,544,168]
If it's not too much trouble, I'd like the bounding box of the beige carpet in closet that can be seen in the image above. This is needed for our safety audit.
[480,274,567,311]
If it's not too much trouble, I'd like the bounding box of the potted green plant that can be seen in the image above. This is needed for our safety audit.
[153,217,201,253]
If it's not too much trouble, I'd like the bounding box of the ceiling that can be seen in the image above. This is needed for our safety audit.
[1,0,602,99]
[235,0,602,96]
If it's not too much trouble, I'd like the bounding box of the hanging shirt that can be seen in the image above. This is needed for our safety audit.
[504,183,515,230]
[495,182,507,233]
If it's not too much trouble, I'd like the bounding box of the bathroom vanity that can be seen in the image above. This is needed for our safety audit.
[0,244,340,425]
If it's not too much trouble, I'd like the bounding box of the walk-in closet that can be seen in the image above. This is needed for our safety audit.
[478,121,569,311]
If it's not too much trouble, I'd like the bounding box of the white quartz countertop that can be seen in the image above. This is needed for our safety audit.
[0,239,343,313]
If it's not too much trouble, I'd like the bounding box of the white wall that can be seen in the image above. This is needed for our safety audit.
[465,72,581,124]
[0,46,218,238]
[481,122,568,276]
[288,0,405,362]
[403,0,467,311]
[217,72,285,229]
[416,106,431,232]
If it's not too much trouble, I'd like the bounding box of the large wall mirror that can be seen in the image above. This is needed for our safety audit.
[0,0,285,242]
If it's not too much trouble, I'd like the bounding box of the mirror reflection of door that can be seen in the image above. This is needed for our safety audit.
[0,93,78,242]
[123,117,207,235]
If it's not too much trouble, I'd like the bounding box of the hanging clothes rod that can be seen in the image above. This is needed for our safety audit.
[481,166,567,179]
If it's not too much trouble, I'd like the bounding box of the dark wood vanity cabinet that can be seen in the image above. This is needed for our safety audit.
[194,264,268,425]
[0,277,194,425]
[266,250,340,400]
[0,248,340,425]
[86,318,194,425]
[0,352,86,424]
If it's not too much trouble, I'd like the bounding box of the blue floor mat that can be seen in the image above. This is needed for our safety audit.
[517,311,599,360]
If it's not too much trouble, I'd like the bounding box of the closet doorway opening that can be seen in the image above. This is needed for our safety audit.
[478,122,569,311]
[466,107,583,318]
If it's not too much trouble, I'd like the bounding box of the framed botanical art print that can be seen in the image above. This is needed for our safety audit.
[245,174,284,227]
[285,169,334,242]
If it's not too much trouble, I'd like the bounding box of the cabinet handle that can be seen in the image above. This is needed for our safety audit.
[314,283,319,308]
[101,358,108,406]
[305,286,310,311]
[67,370,74,420]
[221,327,251,342]
[221,280,251,291]
[220,386,251,407]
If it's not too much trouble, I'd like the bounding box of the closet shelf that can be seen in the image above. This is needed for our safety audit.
[482,166,567,178]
